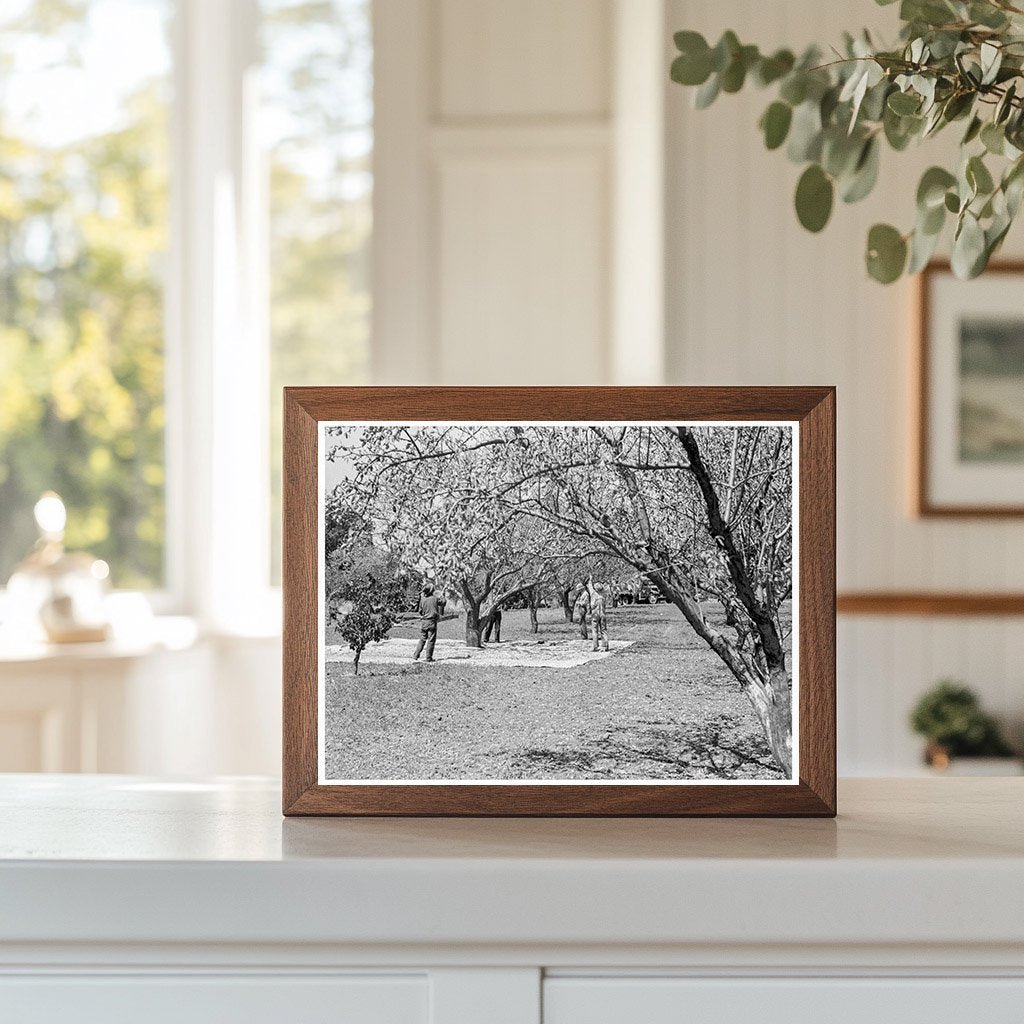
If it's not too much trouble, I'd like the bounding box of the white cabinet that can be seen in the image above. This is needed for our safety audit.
[544,977,1024,1024]
[0,975,429,1024]
[1,777,1022,1023]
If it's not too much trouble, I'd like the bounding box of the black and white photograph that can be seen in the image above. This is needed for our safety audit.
[318,422,798,784]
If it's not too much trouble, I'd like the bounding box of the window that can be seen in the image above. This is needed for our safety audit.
[261,0,373,581]
[0,0,172,589]
[0,0,373,614]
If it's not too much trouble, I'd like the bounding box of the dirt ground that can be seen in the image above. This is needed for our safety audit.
[323,602,789,782]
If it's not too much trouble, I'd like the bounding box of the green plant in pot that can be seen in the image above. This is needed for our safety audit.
[670,0,1024,283]
[910,680,1015,767]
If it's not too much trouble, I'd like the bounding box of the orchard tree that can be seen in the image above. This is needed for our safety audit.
[326,426,553,646]
[488,425,795,774]
[326,535,406,674]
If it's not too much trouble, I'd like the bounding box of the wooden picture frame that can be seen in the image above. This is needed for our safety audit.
[283,387,836,817]
[916,260,1024,517]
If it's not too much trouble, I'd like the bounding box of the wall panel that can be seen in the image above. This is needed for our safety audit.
[436,150,608,384]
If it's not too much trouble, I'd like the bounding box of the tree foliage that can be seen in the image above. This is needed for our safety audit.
[671,0,1024,282]
[327,535,406,673]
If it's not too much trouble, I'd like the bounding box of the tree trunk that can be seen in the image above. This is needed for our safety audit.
[529,589,539,633]
[654,574,793,776]
[353,649,361,674]
[741,665,793,776]
[561,588,573,622]
[465,603,483,647]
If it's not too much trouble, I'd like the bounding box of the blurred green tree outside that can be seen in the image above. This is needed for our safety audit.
[0,0,170,588]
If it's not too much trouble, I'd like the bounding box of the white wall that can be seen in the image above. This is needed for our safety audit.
[664,0,1024,771]
[373,0,664,386]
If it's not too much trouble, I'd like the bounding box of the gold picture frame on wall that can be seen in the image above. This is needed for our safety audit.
[916,260,1024,518]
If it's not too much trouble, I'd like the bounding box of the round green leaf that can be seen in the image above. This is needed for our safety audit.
[917,166,957,211]
[794,164,833,233]
[760,101,792,150]
[887,90,920,116]
[981,122,1005,155]
[866,223,907,284]
[671,32,712,86]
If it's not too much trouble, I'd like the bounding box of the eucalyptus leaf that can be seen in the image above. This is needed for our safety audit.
[908,221,942,273]
[962,115,983,145]
[866,223,908,283]
[942,92,974,123]
[980,41,1002,86]
[888,90,921,115]
[996,83,1017,124]
[966,154,995,196]
[981,122,1005,155]
[671,53,710,87]
[787,100,824,162]
[917,166,957,209]
[920,201,946,235]
[694,74,721,109]
[779,74,807,106]
[795,164,834,232]
[842,137,881,203]
[711,31,740,73]
[760,101,793,150]
[754,49,795,87]
[951,212,987,278]
[970,2,1009,30]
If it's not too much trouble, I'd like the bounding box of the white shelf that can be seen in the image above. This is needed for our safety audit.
[0,775,1022,956]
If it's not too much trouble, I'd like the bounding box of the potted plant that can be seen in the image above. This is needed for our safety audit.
[909,680,1019,772]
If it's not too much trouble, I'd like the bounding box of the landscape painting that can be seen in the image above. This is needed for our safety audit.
[959,316,1024,464]
[318,422,798,785]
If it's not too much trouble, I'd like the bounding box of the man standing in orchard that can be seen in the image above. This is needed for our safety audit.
[588,575,610,653]
[413,584,442,662]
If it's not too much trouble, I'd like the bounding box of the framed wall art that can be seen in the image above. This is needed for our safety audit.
[282,387,836,816]
[917,261,1024,517]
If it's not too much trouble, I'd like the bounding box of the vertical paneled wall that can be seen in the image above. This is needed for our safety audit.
[664,0,1024,772]
[375,0,615,385]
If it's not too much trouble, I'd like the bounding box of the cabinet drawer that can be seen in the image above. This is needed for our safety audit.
[544,977,1024,1024]
[0,973,428,1024]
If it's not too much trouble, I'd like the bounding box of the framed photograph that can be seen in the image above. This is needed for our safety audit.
[283,387,835,816]
[917,261,1024,516]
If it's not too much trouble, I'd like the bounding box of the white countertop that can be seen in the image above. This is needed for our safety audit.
[0,775,1022,954]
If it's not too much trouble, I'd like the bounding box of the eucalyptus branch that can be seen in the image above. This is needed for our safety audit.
[670,0,1024,282]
